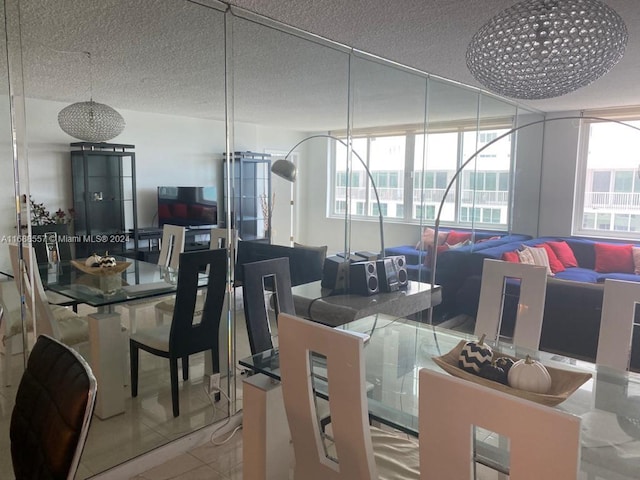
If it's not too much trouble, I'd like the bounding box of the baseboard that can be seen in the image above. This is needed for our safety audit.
[88,412,243,479]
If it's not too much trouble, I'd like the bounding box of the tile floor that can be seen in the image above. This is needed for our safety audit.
[0,280,252,479]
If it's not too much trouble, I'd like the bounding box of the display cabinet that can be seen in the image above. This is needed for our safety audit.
[70,142,138,258]
[223,152,271,242]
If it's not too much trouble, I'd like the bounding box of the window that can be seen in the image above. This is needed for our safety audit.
[331,126,512,228]
[575,119,640,237]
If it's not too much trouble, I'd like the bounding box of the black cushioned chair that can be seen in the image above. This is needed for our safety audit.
[130,248,227,417]
[10,334,97,480]
[242,257,295,355]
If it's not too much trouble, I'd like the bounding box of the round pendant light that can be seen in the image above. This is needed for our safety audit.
[58,100,125,143]
[466,0,628,100]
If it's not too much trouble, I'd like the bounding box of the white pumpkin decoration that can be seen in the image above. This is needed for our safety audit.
[507,355,552,394]
[85,253,102,267]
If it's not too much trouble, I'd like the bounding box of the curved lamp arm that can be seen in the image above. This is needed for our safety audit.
[428,115,640,320]
[272,133,386,258]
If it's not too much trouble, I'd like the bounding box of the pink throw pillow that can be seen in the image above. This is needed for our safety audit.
[546,241,578,268]
[594,243,634,273]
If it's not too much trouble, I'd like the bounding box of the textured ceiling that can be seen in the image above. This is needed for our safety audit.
[13,0,640,132]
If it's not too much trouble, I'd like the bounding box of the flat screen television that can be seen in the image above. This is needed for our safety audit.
[157,186,218,228]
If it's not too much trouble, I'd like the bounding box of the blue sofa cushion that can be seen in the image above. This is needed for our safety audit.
[596,272,640,282]
[553,267,601,283]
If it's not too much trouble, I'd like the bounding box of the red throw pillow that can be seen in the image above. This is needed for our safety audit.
[446,230,472,245]
[501,251,520,263]
[546,241,578,268]
[158,203,171,220]
[536,244,565,274]
[594,243,634,273]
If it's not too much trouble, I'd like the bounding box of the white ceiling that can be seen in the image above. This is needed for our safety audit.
[13,0,640,132]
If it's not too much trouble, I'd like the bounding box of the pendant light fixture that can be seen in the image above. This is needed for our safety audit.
[466,0,628,100]
[57,52,125,142]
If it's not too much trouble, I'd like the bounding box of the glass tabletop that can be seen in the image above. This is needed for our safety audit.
[239,314,640,478]
[39,257,206,308]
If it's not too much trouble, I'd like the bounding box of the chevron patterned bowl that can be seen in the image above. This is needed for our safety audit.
[432,340,591,407]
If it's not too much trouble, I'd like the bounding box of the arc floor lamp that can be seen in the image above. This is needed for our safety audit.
[271,133,386,259]
[428,115,640,323]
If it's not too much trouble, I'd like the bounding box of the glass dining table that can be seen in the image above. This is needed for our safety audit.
[39,256,208,419]
[240,314,640,479]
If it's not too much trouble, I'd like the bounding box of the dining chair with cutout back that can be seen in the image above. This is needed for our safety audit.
[242,257,295,355]
[130,248,227,417]
[154,227,235,326]
[9,243,90,357]
[474,258,548,350]
[10,334,97,480]
[121,224,185,333]
[278,312,419,480]
[596,278,640,371]
[419,368,580,479]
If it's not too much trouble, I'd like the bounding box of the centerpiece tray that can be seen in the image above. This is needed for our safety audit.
[71,259,131,276]
[432,340,592,407]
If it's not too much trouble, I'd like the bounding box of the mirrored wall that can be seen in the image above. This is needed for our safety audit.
[0,0,544,477]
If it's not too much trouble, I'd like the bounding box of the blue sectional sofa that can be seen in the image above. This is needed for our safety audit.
[451,236,640,370]
[385,230,532,317]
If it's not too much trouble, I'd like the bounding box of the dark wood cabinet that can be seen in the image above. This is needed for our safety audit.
[223,152,271,243]
[70,142,138,258]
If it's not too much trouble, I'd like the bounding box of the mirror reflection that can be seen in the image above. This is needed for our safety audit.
[0,0,543,477]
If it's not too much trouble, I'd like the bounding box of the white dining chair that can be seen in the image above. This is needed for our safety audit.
[154,227,235,326]
[0,279,28,386]
[474,258,548,351]
[419,368,581,479]
[121,224,185,333]
[596,279,640,371]
[278,312,419,480]
[8,244,90,359]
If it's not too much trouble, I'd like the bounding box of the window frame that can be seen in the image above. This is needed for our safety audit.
[573,116,640,239]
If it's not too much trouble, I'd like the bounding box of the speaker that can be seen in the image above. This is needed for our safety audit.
[390,255,409,289]
[376,258,399,292]
[349,261,379,296]
[321,255,351,291]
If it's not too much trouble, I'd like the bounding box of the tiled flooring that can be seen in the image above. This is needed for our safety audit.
[131,428,244,479]
[0,281,252,479]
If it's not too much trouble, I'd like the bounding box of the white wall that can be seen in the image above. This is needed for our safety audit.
[0,97,306,270]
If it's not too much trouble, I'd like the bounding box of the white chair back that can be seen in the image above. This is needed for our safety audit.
[596,279,640,371]
[278,312,378,480]
[474,259,547,350]
[158,224,185,270]
[419,369,581,479]
[8,244,60,339]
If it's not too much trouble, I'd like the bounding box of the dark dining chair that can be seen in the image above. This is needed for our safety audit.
[242,257,295,355]
[130,248,227,417]
[10,334,97,480]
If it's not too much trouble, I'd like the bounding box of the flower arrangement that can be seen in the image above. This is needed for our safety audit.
[27,195,74,225]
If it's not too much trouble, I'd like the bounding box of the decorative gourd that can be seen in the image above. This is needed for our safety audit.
[508,355,552,394]
[494,357,515,376]
[478,362,508,385]
[458,334,493,374]
[85,253,102,267]
[99,254,117,268]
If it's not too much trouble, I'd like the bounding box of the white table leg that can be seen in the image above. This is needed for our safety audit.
[243,374,291,480]
[88,312,125,419]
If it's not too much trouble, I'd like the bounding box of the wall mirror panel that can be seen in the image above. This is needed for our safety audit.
[0,0,545,477]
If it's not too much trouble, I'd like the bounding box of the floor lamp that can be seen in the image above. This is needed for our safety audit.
[271,134,386,259]
[428,115,640,323]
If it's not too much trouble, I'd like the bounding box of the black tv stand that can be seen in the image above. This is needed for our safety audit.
[130,226,217,262]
